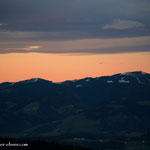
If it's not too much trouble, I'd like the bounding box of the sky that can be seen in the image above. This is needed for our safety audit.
[0,0,150,82]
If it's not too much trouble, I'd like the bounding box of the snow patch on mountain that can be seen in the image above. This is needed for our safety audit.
[30,78,39,82]
[86,79,90,82]
[72,79,80,82]
[135,77,143,84]
[121,72,132,76]
[119,77,130,83]
[76,85,83,88]
[121,71,147,76]
[120,71,149,84]
[107,80,113,83]
[10,82,16,86]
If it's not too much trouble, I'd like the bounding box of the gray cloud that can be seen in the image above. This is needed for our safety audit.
[0,0,150,54]
[102,19,145,30]
[0,0,150,32]
[0,36,150,54]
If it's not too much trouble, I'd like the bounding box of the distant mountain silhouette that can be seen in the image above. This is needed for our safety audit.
[0,71,150,140]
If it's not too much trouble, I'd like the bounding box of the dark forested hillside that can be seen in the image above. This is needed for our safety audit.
[0,71,150,149]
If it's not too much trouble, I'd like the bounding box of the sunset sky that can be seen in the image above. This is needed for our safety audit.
[0,0,150,83]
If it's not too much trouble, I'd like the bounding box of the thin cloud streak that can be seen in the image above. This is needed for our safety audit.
[24,46,40,51]
[0,36,150,54]
[102,19,145,30]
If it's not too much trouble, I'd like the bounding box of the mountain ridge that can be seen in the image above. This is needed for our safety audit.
[0,70,150,86]
[0,70,150,140]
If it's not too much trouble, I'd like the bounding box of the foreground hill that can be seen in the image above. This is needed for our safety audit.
[0,71,150,142]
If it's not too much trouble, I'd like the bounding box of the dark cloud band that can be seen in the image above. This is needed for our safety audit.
[0,0,150,54]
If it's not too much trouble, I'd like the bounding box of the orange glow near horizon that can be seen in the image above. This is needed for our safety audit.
[0,52,150,83]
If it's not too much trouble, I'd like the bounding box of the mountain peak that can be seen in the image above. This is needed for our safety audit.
[21,78,41,83]
[120,71,148,76]
[29,78,40,82]
[17,78,53,85]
